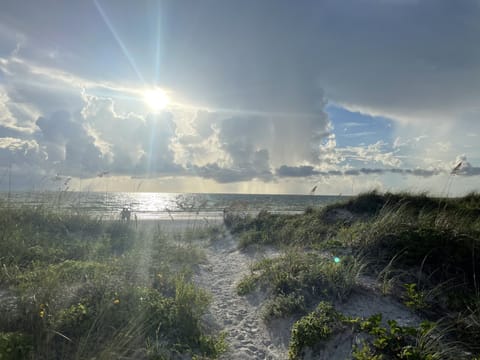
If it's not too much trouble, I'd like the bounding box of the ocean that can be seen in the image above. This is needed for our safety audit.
[0,192,345,221]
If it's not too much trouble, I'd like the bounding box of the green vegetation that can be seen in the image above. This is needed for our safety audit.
[237,251,365,320]
[4,190,480,358]
[288,301,344,359]
[351,314,461,360]
[0,203,225,359]
[288,305,464,359]
[227,191,480,358]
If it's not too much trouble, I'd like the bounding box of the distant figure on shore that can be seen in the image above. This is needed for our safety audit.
[121,207,131,221]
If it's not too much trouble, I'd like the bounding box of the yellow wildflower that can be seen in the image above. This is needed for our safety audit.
[39,309,45,318]
[113,299,120,305]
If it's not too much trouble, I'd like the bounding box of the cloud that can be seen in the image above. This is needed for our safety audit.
[315,135,402,168]
[452,155,480,176]
[3,0,480,125]
[191,163,270,183]
[172,107,331,182]
[0,87,39,134]
[276,165,319,177]
[1,0,480,194]
[276,165,445,178]
[0,137,46,165]
[35,110,106,175]
[80,94,183,176]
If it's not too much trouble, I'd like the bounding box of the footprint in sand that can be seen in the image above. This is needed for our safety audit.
[194,234,288,359]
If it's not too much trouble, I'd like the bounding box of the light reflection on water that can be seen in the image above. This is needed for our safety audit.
[0,191,344,220]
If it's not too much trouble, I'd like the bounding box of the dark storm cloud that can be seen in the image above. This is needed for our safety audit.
[344,169,360,176]
[2,0,480,121]
[217,116,272,169]
[404,169,443,177]
[191,162,272,184]
[154,0,480,122]
[359,168,386,175]
[455,160,480,177]
[276,165,319,177]
[276,166,449,178]
[460,167,480,176]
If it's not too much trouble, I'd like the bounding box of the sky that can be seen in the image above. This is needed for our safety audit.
[1,0,480,195]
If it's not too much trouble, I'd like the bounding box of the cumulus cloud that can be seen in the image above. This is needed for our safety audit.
[35,110,105,175]
[0,88,38,134]
[81,95,180,175]
[172,105,331,182]
[452,155,480,176]
[1,0,480,193]
[0,137,45,165]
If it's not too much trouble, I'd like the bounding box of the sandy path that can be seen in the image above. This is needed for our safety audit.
[192,234,420,360]
[194,234,288,360]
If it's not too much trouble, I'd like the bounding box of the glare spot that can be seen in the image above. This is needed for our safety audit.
[143,88,169,112]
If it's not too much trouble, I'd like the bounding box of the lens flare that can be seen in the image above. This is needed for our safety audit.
[143,88,169,112]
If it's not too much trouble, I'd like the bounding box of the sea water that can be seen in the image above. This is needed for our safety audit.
[0,192,345,220]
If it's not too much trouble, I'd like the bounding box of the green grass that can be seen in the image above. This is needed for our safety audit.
[237,250,365,320]
[0,202,225,359]
[229,191,480,357]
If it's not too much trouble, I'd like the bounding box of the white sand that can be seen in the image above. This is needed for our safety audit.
[194,233,288,359]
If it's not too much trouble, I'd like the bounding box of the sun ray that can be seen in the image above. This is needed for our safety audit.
[155,1,163,85]
[93,0,145,84]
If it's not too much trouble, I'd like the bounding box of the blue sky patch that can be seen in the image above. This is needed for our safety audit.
[326,104,395,149]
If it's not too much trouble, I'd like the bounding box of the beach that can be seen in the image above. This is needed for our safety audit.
[1,192,480,359]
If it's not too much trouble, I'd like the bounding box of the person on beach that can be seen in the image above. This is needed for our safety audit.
[121,207,131,221]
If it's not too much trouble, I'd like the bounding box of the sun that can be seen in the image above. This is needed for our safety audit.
[143,88,169,112]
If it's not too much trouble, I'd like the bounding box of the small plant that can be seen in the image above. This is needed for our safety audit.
[288,301,343,359]
[353,314,463,360]
[403,283,429,311]
[262,293,306,321]
[377,251,405,295]
[0,332,33,360]
[236,274,259,295]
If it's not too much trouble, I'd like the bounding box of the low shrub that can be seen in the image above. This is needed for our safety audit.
[0,332,33,360]
[352,314,463,360]
[288,301,343,359]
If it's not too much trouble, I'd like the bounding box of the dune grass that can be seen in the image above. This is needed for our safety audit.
[0,202,225,360]
[227,191,480,358]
